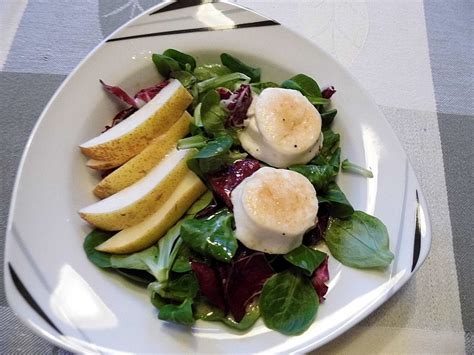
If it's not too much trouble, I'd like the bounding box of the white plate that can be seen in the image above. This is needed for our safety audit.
[4,1,431,353]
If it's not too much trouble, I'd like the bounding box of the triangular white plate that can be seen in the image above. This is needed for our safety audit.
[4,1,431,353]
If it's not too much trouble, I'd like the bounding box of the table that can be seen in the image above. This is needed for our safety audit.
[0,0,472,353]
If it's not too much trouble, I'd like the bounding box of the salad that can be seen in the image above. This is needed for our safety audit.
[79,49,394,335]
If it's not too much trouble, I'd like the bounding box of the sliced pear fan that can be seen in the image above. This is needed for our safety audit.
[93,111,191,199]
[79,79,192,162]
[79,148,196,231]
[95,171,207,254]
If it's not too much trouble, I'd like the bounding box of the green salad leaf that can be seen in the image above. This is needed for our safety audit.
[289,164,337,191]
[281,74,330,105]
[158,298,195,326]
[250,81,279,94]
[115,269,154,284]
[153,220,186,283]
[150,292,167,309]
[194,64,232,81]
[282,73,322,98]
[329,147,341,173]
[284,246,327,276]
[221,303,261,331]
[196,72,250,93]
[290,145,340,192]
[200,90,229,137]
[321,108,337,128]
[171,70,196,88]
[152,53,181,78]
[150,273,198,301]
[325,211,394,268]
[260,271,318,335]
[110,246,159,273]
[177,134,207,149]
[181,209,237,262]
[320,129,341,159]
[318,182,354,218]
[185,190,213,215]
[193,299,226,321]
[83,230,114,268]
[194,301,260,331]
[187,135,234,177]
[171,244,193,273]
[163,49,196,71]
[220,53,261,82]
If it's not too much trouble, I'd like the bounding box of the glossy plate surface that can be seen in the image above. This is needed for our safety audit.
[4,1,431,353]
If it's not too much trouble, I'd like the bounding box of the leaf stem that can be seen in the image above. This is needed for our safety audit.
[178,135,207,149]
[196,72,250,93]
[341,159,374,178]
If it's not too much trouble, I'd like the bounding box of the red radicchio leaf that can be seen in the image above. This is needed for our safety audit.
[100,80,137,108]
[100,80,168,133]
[102,106,138,133]
[134,80,169,107]
[191,261,226,311]
[303,206,330,246]
[100,79,169,109]
[311,256,329,303]
[321,86,337,99]
[221,84,252,127]
[195,198,220,219]
[207,159,261,209]
[217,87,232,100]
[222,249,275,322]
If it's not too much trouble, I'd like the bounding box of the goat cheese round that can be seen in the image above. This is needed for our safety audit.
[239,88,322,168]
[231,167,319,254]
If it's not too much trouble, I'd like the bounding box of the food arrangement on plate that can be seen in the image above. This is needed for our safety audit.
[78,49,394,335]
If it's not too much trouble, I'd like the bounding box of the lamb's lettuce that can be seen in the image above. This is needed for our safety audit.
[186,135,235,178]
[284,246,327,276]
[282,73,321,98]
[324,211,394,268]
[321,108,337,128]
[260,271,318,335]
[158,298,195,325]
[163,49,196,71]
[196,72,250,93]
[194,64,231,81]
[318,182,354,218]
[289,164,337,191]
[181,209,237,262]
[220,53,261,82]
[200,90,229,137]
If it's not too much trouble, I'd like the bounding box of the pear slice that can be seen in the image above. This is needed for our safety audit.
[79,148,196,231]
[80,79,192,162]
[93,111,191,199]
[95,171,206,254]
[86,158,125,170]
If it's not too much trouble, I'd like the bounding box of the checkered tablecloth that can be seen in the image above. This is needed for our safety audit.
[1,1,472,353]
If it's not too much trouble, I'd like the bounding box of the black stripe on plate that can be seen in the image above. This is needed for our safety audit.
[8,263,63,335]
[411,190,422,272]
[106,20,279,43]
[150,0,216,15]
